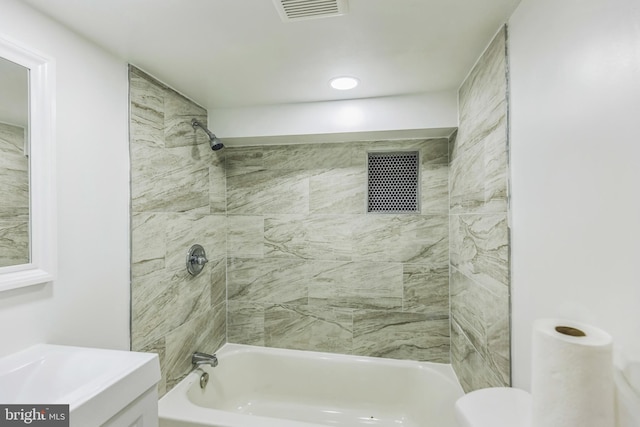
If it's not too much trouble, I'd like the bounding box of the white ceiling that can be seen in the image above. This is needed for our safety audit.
[21,0,521,111]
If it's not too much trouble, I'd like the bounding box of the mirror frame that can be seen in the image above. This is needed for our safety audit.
[0,34,56,292]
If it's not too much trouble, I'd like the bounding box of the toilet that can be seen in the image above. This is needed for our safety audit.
[616,360,640,427]
[454,362,640,427]
[454,387,532,427]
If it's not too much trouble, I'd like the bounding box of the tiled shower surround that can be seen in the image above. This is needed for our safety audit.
[129,27,511,395]
[226,140,450,361]
[129,66,226,395]
[450,26,511,391]
[0,122,28,268]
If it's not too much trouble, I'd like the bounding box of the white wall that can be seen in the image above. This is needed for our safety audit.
[0,0,130,356]
[509,0,640,389]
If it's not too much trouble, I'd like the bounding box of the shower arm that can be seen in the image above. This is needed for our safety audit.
[191,118,224,151]
[191,119,216,140]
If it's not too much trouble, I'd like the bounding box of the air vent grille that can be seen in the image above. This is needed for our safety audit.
[367,152,420,213]
[273,0,349,22]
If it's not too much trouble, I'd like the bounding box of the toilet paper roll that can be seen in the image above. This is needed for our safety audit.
[531,318,614,427]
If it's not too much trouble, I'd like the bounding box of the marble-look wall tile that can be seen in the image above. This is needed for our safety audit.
[264,304,353,353]
[420,138,449,165]
[227,257,309,304]
[449,26,511,392]
[421,164,449,214]
[450,125,508,214]
[264,215,353,260]
[131,213,226,348]
[131,264,215,350]
[456,27,508,158]
[129,70,164,148]
[352,139,448,165]
[353,310,449,362]
[131,144,211,213]
[226,138,451,362]
[130,67,222,215]
[403,264,449,314]
[450,213,509,293]
[225,146,263,172]
[210,258,227,308]
[352,214,448,264]
[449,140,486,212]
[450,268,509,386]
[164,213,226,271]
[308,261,403,310]
[227,215,264,258]
[131,213,167,277]
[450,26,508,216]
[227,301,265,346]
[129,66,226,395]
[0,206,28,223]
[448,131,457,163]
[209,160,227,214]
[212,302,227,349]
[451,320,506,392]
[309,168,365,214]
[227,169,309,215]
[163,89,207,149]
[164,306,223,390]
[483,127,508,208]
[263,144,354,170]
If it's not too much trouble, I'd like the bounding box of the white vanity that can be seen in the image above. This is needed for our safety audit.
[0,344,161,426]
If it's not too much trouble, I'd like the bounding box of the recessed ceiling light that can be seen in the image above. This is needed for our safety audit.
[330,76,359,90]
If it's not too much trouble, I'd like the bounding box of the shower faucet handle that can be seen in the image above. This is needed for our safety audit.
[186,244,208,276]
[191,254,208,265]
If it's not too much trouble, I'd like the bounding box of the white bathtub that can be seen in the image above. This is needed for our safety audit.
[159,344,464,427]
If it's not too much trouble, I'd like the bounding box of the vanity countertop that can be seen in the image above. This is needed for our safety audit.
[0,344,160,425]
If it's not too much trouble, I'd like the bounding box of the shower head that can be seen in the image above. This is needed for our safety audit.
[209,136,224,151]
[191,119,224,151]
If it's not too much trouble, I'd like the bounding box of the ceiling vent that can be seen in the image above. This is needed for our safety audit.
[273,0,349,22]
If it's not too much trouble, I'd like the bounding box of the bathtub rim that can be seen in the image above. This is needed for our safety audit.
[159,343,464,427]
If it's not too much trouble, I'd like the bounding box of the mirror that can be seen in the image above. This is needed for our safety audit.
[0,35,55,292]
[0,56,29,268]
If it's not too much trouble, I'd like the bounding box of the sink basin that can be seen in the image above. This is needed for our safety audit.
[0,344,160,426]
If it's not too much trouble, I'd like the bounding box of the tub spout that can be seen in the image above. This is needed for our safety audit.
[192,352,218,368]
